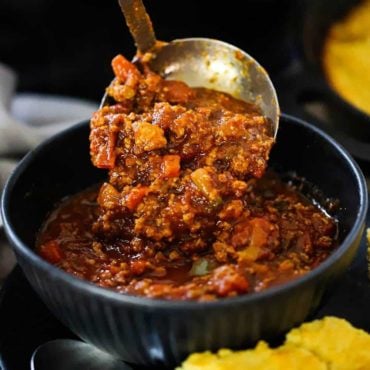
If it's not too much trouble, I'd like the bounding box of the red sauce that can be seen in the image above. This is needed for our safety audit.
[37,172,337,301]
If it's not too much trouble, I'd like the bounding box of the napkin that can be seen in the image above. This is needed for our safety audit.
[0,62,98,201]
[0,62,98,282]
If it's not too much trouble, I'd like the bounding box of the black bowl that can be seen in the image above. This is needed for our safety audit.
[1,114,367,368]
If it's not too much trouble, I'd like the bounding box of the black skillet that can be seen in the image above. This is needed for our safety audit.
[276,0,370,161]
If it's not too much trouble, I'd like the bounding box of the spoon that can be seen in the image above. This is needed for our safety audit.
[103,0,280,137]
[31,339,133,370]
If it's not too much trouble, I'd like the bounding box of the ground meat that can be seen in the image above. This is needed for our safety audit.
[37,172,337,301]
[90,54,273,247]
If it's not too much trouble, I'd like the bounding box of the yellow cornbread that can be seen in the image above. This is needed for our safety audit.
[323,0,370,115]
[177,317,370,370]
[286,316,370,370]
[177,342,325,370]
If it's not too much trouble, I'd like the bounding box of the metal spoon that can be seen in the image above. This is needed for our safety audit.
[103,0,279,137]
[31,339,133,370]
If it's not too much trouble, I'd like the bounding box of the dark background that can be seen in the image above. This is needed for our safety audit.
[0,0,296,103]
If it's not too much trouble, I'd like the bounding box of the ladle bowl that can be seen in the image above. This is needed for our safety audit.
[101,0,280,137]
[151,38,279,136]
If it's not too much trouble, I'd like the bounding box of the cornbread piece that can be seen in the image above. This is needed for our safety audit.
[177,317,370,370]
[323,0,370,115]
[286,316,370,370]
[177,342,326,370]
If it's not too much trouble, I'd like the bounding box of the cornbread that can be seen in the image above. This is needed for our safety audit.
[323,0,370,115]
[178,317,370,370]
[177,342,325,370]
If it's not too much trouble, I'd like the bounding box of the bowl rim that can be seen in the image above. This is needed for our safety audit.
[1,113,368,310]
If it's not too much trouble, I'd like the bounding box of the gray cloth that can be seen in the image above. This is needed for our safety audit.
[0,62,98,215]
[0,63,97,156]
[0,62,98,283]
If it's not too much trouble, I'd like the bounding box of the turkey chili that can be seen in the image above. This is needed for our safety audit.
[37,54,337,301]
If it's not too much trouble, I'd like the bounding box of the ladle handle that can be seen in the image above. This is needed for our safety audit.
[118,0,157,54]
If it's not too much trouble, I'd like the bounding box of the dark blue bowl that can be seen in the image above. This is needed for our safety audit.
[1,114,367,367]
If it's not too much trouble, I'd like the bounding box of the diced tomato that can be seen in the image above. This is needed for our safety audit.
[210,265,249,296]
[249,218,271,249]
[160,80,195,104]
[125,186,150,211]
[130,260,147,275]
[111,54,140,98]
[161,155,181,178]
[112,55,137,82]
[232,217,271,248]
[233,218,273,262]
[39,240,63,264]
[109,265,121,275]
[90,127,117,169]
[231,220,251,247]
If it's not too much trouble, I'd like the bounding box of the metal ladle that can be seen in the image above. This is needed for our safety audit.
[103,0,280,137]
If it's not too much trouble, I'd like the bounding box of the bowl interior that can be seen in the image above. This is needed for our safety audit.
[270,117,364,243]
[3,122,104,250]
[2,115,365,276]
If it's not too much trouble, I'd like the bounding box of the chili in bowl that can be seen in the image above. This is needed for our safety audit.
[36,54,338,302]
[1,53,367,367]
